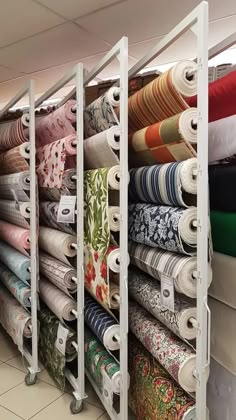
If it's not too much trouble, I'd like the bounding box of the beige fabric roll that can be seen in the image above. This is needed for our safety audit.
[39,226,76,266]
[209,296,236,375]
[210,252,236,309]
[109,281,120,310]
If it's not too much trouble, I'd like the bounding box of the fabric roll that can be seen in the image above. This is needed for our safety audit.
[128,60,197,133]
[0,115,29,152]
[209,163,236,211]
[84,126,120,169]
[129,334,196,420]
[39,168,76,201]
[129,241,212,298]
[209,297,236,375]
[0,142,30,175]
[35,100,76,146]
[0,283,32,349]
[84,167,120,308]
[109,281,120,310]
[85,327,121,394]
[36,135,76,188]
[0,171,30,201]
[211,210,236,257]
[39,252,77,296]
[128,267,197,341]
[187,70,236,122]
[0,199,30,228]
[0,262,31,308]
[39,227,76,266]
[84,87,120,138]
[210,252,236,309]
[39,277,76,322]
[39,305,77,389]
[208,115,236,163]
[39,201,76,235]
[129,108,197,167]
[128,204,197,255]
[129,158,197,207]
[108,206,120,232]
[129,301,197,392]
[84,296,120,351]
[0,240,30,283]
[0,221,30,256]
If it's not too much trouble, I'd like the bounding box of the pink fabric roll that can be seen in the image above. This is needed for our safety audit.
[0,220,30,256]
[35,100,76,147]
[0,117,29,152]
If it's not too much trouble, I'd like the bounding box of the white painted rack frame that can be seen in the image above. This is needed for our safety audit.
[128,3,209,420]
[0,80,39,385]
[35,63,86,414]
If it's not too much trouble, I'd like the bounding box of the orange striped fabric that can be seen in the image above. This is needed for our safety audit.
[0,145,29,175]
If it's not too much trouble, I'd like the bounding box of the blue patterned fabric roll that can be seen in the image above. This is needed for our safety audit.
[84,296,120,351]
[0,262,31,308]
[0,240,30,284]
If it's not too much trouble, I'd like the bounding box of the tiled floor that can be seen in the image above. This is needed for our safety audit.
[0,325,129,420]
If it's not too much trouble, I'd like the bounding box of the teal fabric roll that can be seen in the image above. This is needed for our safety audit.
[0,262,31,308]
[0,240,30,284]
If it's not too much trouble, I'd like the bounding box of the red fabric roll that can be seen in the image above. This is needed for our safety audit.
[186,71,236,122]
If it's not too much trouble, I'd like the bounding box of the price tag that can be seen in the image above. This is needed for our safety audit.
[55,324,69,355]
[57,195,76,223]
[102,371,113,410]
[160,274,175,312]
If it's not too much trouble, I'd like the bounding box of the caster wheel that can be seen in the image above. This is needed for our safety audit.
[25,372,37,386]
[70,399,83,415]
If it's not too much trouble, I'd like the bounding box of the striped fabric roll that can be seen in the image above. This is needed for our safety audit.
[129,159,197,207]
[84,296,120,351]
[0,116,29,152]
[0,143,30,175]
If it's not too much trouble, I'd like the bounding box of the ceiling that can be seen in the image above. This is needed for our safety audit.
[0,0,235,107]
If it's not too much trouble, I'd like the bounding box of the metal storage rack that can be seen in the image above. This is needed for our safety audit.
[0,80,39,385]
[128,2,209,420]
[35,63,86,414]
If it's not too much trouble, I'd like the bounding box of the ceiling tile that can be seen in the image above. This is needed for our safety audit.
[0,23,109,73]
[0,0,65,48]
[208,0,236,20]
[209,15,236,48]
[81,53,137,79]
[0,75,40,105]
[36,0,122,20]
[0,66,25,83]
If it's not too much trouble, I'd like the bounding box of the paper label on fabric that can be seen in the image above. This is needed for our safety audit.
[55,324,69,355]
[102,371,113,410]
[57,195,76,223]
[160,274,175,312]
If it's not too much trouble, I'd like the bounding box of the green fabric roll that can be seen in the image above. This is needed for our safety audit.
[211,211,236,257]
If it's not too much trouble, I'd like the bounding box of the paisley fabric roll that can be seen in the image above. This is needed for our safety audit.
[0,115,29,152]
[0,262,31,308]
[128,204,197,255]
[0,171,30,201]
[0,240,30,283]
[129,158,197,207]
[0,199,30,229]
[128,334,196,420]
[84,126,120,169]
[39,201,76,235]
[39,227,76,266]
[0,142,30,175]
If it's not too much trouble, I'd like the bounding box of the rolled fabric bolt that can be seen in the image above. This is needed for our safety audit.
[107,248,120,273]
[109,281,120,310]
[84,126,120,169]
[107,165,120,190]
[108,206,120,232]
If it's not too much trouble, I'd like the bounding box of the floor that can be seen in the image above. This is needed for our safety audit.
[0,325,132,420]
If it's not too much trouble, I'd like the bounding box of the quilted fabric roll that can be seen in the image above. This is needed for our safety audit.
[0,199,30,228]
[209,164,236,211]
[0,283,32,348]
[35,100,76,146]
[0,171,30,201]
[129,108,197,167]
[129,302,198,392]
[128,334,196,420]
[187,70,236,122]
[39,277,76,322]
[128,204,197,255]
[128,60,197,133]
[84,296,120,351]
[129,158,197,207]
[0,262,31,308]
[208,114,236,163]
[0,142,30,175]
[85,327,121,394]
[129,241,212,298]
[84,126,120,169]
[0,115,29,152]
[39,201,76,235]
[84,87,120,138]
[0,241,30,283]
[39,227,76,266]
[36,135,76,188]
[128,267,197,341]
[39,252,77,296]
[210,252,236,309]
[0,221,30,256]
[39,168,76,201]
[39,306,77,389]
[211,211,236,257]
